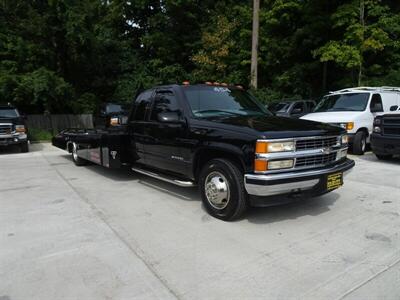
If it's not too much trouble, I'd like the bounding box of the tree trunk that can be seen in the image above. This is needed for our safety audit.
[358,0,365,86]
[250,0,260,89]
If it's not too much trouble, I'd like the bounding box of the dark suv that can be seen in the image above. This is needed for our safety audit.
[0,104,29,152]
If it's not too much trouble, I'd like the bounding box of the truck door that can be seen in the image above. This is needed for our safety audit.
[143,89,187,175]
[129,90,154,164]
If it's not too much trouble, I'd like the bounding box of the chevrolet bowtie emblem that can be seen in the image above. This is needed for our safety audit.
[320,147,332,154]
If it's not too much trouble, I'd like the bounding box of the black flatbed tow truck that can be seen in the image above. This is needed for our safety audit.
[53,83,354,220]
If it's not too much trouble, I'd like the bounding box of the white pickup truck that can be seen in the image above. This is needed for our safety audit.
[301,87,400,154]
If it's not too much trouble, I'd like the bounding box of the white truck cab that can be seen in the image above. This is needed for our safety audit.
[301,87,400,154]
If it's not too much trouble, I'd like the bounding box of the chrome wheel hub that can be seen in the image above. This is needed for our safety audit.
[205,171,230,209]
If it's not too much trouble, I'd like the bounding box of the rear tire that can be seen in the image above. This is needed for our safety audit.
[72,142,87,166]
[375,154,393,160]
[199,158,248,221]
[352,131,367,155]
[20,141,29,153]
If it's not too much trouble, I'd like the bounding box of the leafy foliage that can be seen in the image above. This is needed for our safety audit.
[1,0,399,113]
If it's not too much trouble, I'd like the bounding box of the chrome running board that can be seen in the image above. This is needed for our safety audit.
[132,166,195,187]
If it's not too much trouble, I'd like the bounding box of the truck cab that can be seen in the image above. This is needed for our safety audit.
[0,104,29,152]
[301,87,400,155]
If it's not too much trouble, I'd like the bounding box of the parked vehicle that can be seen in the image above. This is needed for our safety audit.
[0,104,29,152]
[53,83,354,220]
[371,107,400,160]
[301,87,400,155]
[268,100,316,118]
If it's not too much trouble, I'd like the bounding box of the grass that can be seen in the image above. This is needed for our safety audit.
[28,128,53,142]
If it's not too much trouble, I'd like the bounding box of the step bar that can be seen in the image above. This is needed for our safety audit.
[131,166,196,187]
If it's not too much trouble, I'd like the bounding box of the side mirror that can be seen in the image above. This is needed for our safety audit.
[390,105,398,112]
[157,112,181,123]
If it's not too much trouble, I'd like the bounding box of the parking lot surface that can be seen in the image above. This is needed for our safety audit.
[0,143,399,299]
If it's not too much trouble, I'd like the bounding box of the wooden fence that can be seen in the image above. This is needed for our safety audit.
[26,114,93,133]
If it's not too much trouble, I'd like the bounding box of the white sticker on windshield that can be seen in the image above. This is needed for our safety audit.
[214,87,230,93]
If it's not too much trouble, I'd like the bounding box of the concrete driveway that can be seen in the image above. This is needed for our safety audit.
[0,143,399,299]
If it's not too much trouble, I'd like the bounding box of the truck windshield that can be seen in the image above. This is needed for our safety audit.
[314,93,370,112]
[0,108,19,118]
[184,86,270,118]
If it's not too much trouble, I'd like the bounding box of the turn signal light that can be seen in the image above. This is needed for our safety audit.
[254,159,268,172]
[346,122,354,131]
[255,141,268,154]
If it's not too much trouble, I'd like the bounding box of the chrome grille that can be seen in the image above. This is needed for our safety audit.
[296,136,339,151]
[0,124,12,135]
[295,153,337,168]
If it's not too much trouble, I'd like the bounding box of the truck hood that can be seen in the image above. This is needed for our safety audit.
[211,115,344,138]
[301,112,362,123]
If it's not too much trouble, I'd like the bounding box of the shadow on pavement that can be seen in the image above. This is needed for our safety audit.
[245,192,340,224]
[0,142,44,154]
[58,152,341,220]
[356,152,400,165]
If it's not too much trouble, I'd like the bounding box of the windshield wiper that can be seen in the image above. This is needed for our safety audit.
[195,110,242,116]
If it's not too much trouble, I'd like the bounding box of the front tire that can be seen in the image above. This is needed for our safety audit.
[199,159,247,221]
[352,131,367,155]
[72,142,87,166]
[20,141,29,153]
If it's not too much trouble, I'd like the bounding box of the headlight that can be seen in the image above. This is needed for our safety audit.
[15,125,26,133]
[373,126,381,133]
[341,134,348,145]
[255,140,295,153]
[339,122,354,131]
[374,118,382,125]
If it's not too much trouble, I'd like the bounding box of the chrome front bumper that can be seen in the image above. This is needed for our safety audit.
[244,159,355,197]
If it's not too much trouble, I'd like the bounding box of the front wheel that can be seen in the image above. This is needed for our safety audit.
[199,159,248,221]
[352,131,367,155]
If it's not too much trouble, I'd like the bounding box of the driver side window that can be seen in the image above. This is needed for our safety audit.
[150,90,180,121]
